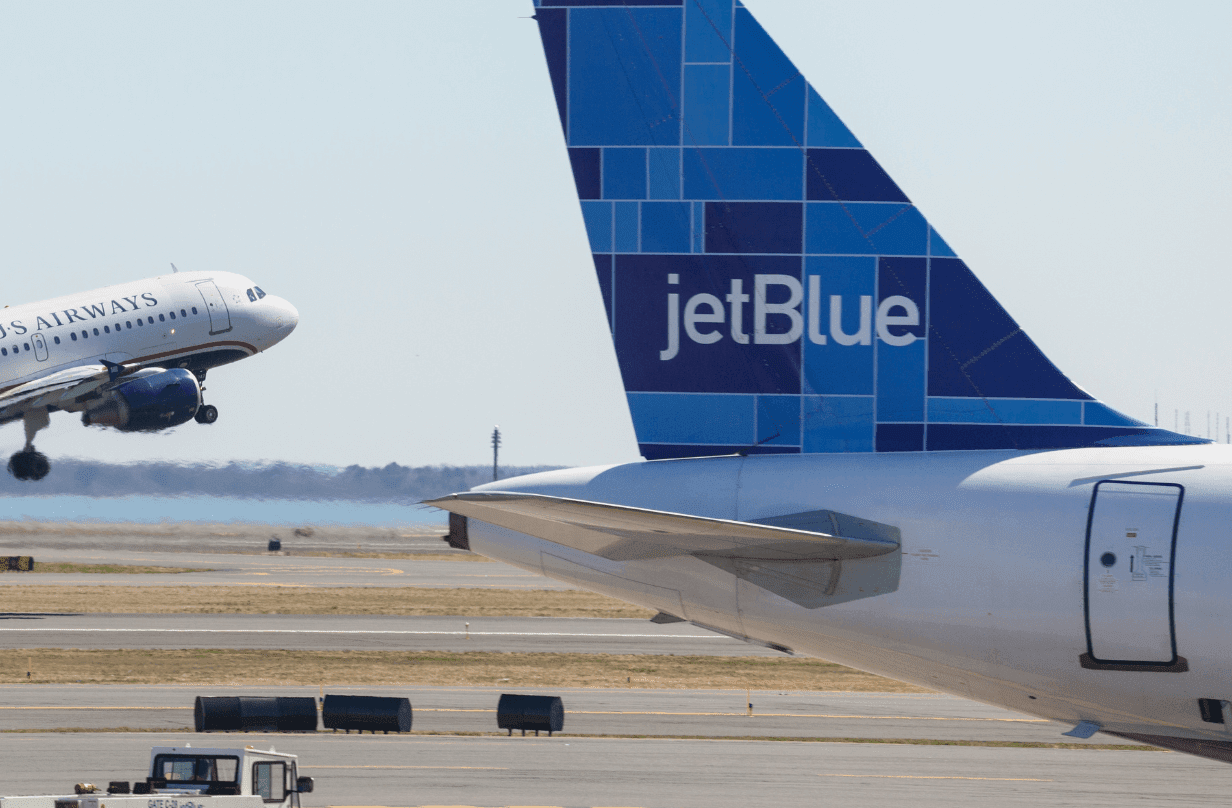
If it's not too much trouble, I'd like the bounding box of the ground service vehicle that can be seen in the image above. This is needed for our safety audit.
[0,745,313,808]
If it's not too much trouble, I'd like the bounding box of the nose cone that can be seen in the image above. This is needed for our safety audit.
[274,297,299,334]
[259,296,299,348]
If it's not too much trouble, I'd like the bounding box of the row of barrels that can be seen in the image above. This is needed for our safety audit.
[195,693,564,736]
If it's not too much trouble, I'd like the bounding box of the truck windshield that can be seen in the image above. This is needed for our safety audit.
[152,754,239,783]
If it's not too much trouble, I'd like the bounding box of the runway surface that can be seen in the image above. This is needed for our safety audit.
[0,684,1131,746]
[0,526,451,556]
[0,548,568,590]
[0,614,774,655]
[0,731,1215,808]
[0,531,1223,804]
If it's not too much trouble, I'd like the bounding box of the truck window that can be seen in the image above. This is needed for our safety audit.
[152,754,238,783]
[253,761,286,802]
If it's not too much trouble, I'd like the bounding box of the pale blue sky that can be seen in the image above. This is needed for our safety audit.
[0,1,1228,469]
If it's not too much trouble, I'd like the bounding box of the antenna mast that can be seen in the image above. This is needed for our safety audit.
[492,425,502,482]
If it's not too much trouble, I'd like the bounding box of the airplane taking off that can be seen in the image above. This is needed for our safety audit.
[432,1,1232,766]
[0,271,297,480]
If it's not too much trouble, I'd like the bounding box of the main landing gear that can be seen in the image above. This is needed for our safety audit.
[8,408,51,481]
[8,450,49,481]
[195,404,219,424]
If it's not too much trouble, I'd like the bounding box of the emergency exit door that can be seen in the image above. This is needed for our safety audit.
[30,333,48,361]
[1084,480,1182,667]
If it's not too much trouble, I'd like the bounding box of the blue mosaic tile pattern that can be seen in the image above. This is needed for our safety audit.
[532,0,1201,458]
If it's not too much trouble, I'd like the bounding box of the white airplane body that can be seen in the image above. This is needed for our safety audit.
[433,0,1232,765]
[445,445,1232,759]
[0,270,297,479]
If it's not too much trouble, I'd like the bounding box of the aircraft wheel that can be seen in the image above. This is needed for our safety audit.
[7,450,49,481]
[195,404,219,425]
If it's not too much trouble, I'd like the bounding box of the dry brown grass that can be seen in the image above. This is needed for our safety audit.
[1,649,920,691]
[0,586,655,618]
[11,563,201,575]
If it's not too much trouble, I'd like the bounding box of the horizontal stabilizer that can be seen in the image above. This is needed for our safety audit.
[427,492,898,563]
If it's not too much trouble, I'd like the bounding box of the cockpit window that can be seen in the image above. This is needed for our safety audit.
[247,289,257,302]
[255,287,266,300]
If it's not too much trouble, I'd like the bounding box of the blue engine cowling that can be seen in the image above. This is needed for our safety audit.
[81,368,202,432]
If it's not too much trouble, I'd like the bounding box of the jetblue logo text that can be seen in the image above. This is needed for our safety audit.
[659,274,920,361]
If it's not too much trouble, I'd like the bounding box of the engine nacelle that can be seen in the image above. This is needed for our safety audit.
[81,368,202,432]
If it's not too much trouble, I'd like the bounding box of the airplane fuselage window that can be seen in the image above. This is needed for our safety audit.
[53,337,60,344]
[147,316,153,325]
[170,312,176,320]
[1,348,7,356]
[136,319,143,327]
[192,307,198,315]
[159,314,165,322]
[126,321,132,328]
[71,333,77,341]
[180,309,187,317]
[92,328,99,336]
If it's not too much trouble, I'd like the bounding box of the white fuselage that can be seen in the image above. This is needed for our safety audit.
[469,445,1232,746]
[0,270,296,394]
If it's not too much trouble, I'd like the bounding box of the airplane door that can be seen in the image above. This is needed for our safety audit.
[195,281,232,335]
[1084,480,1183,668]
[30,333,48,362]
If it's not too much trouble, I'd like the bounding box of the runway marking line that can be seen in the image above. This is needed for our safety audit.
[0,629,719,639]
[303,766,507,771]
[819,774,1052,782]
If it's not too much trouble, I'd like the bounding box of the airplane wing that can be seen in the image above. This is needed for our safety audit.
[0,362,131,423]
[427,492,899,563]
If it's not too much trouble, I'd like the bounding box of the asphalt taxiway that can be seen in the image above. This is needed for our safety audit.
[0,731,1213,808]
[0,684,1132,747]
[0,614,777,655]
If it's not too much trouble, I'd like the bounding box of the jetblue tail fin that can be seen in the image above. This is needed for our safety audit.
[532,0,1199,458]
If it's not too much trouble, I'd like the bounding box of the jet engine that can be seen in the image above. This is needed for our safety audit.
[81,368,202,432]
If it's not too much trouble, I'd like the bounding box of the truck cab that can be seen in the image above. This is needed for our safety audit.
[143,746,311,808]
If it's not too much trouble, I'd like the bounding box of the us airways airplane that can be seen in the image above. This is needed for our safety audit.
[0,271,297,481]
[431,0,1232,767]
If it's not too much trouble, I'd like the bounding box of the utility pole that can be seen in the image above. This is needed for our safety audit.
[491,425,502,482]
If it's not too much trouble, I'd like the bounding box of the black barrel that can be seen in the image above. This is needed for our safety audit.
[194,696,317,732]
[497,694,564,736]
[322,695,412,733]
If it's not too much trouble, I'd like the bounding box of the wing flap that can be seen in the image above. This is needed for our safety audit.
[0,365,111,420]
[0,362,147,421]
[428,492,898,563]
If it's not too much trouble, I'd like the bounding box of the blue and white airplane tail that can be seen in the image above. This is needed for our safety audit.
[532,0,1198,459]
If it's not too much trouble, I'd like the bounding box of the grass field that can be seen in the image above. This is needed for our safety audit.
[9,563,201,575]
[0,585,656,618]
[1,649,920,691]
